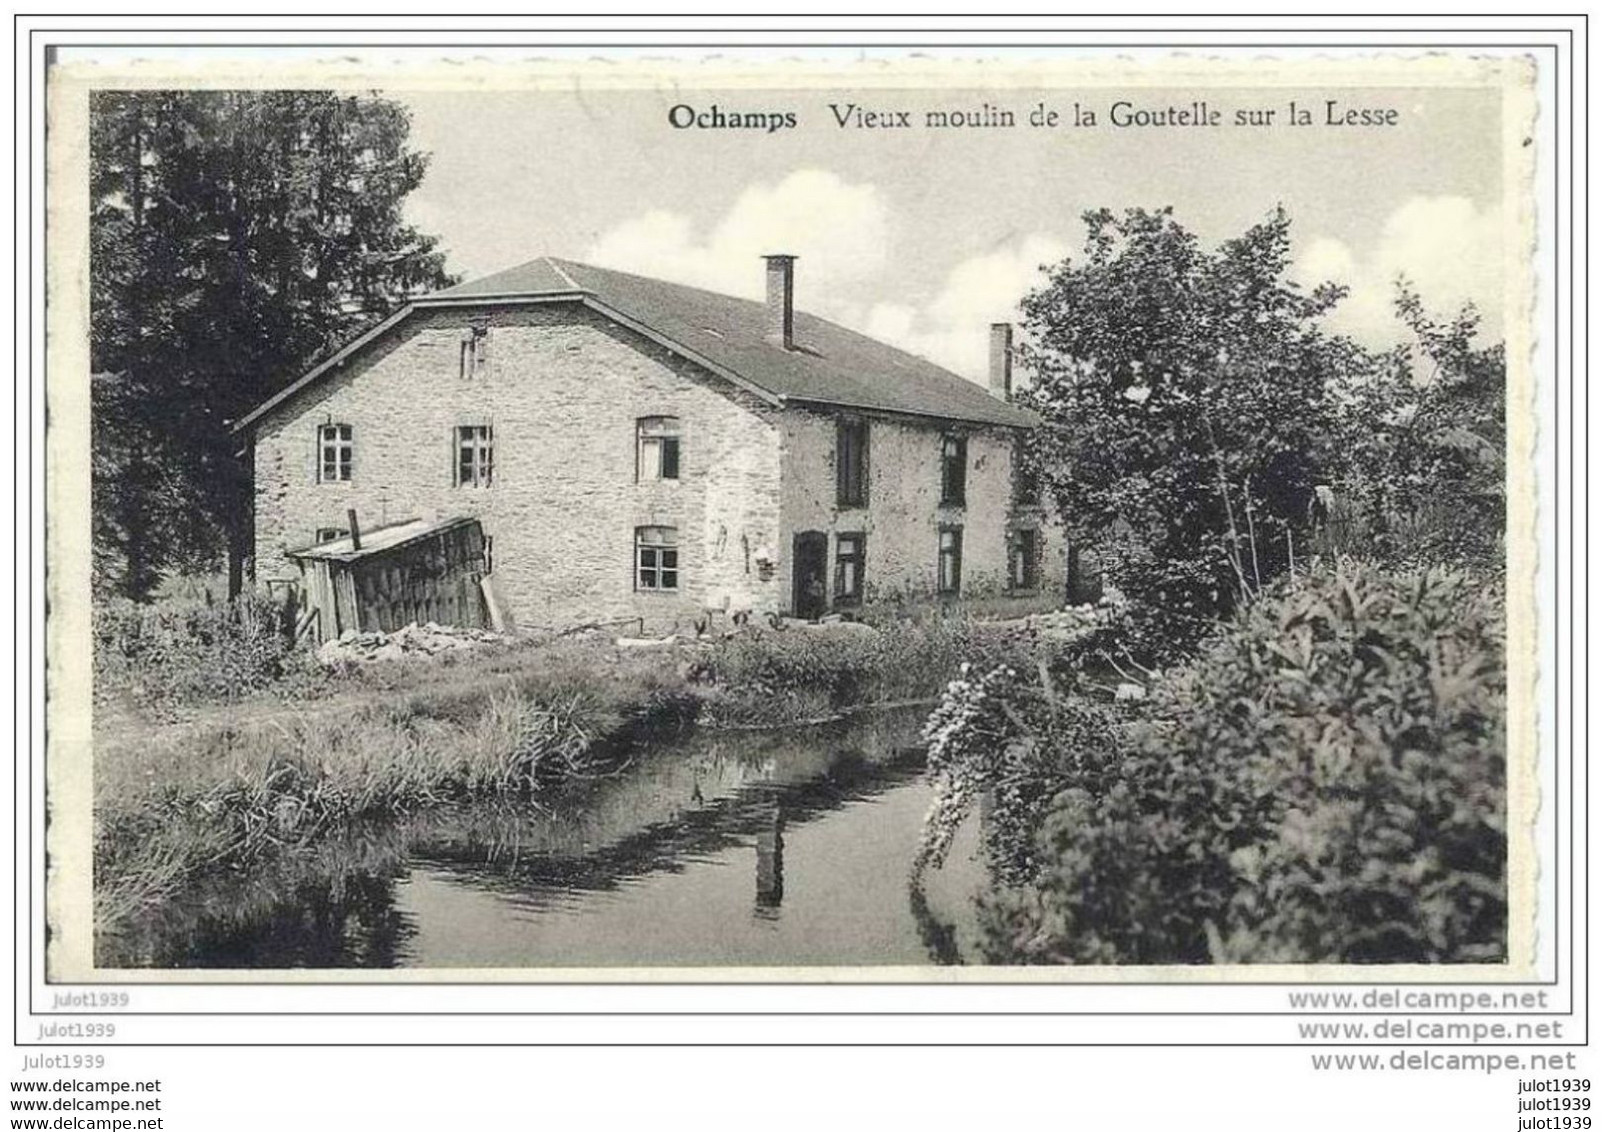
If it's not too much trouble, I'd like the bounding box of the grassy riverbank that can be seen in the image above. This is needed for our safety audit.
[93,614,1048,956]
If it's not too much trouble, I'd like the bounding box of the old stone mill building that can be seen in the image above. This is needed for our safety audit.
[232,254,1065,639]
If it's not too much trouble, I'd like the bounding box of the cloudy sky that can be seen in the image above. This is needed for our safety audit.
[393,82,1505,382]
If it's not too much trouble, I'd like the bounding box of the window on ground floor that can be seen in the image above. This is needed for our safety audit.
[939,526,963,595]
[1009,527,1039,591]
[834,532,865,605]
[635,526,680,592]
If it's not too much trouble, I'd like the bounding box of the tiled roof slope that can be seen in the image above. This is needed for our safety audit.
[434,257,1037,429]
[237,256,1037,432]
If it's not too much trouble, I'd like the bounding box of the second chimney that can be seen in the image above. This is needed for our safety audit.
[764,254,797,349]
[989,322,1014,400]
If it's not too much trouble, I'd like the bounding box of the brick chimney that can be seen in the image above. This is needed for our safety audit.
[988,322,1014,400]
[763,254,797,349]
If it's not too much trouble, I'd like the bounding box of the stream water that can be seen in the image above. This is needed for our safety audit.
[112,705,991,969]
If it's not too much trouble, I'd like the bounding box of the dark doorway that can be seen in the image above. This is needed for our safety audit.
[1067,544,1104,605]
[792,530,829,619]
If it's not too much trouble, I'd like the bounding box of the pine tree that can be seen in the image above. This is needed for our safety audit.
[90,90,455,599]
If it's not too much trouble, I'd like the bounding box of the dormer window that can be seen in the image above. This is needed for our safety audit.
[637,417,681,481]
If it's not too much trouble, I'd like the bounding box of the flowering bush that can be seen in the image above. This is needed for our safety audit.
[918,661,1124,885]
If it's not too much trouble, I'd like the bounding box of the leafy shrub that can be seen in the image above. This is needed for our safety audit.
[1329,287,1506,577]
[698,618,1047,726]
[925,561,1506,964]
[93,591,311,709]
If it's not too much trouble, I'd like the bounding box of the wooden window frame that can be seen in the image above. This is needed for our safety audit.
[456,424,494,488]
[834,532,866,606]
[459,325,488,379]
[636,416,682,482]
[1008,527,1040,592]
[317,423,353,483]
[938,525,963,595]
[635,526,681,592]
[940,434,967,506]
[836,418,870,508]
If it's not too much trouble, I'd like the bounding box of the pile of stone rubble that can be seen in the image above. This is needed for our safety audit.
[979,603,1109,643]
[316,621,502,665]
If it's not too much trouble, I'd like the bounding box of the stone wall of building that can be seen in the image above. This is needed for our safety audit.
[251,303,785,632]
[777,407,1067,611]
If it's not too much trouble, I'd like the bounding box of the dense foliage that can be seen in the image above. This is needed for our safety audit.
[1017,207,1366,654]
[93,591,314,709]
[91,91,454,598]
[923,562,1505,965]
[697,618,1043,725]
[1330,287,1506,572]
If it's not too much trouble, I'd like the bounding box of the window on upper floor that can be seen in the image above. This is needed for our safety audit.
[637,417,681,481]
[941,434,967,505]
[635,526,680,592]
[1009,527,1039,591]
[836,418,869,508]
[314,526,348,545]
[460,326,488,379]
[834,532,866,605]
[456,424,494,487]
[317,424,353,483]
[1014,436,1042,505]
[939,525,963,595]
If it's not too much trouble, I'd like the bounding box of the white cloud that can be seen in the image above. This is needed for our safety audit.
[586,170,1065,381]
[585,168,890,305]
[859,234,1069,381]
[1295,196,1502,345]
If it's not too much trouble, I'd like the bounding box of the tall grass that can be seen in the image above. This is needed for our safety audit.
[94,683,634,942]
[93,591,317,712]
[94,615,1058,953]
[694,617,1044,726]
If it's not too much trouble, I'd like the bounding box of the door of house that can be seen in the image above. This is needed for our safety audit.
[792,531,829,620]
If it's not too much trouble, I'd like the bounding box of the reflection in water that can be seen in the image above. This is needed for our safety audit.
[754,798,785,917]
[102,705,991,969]
[98,830,420,969]
[907,879,962,967]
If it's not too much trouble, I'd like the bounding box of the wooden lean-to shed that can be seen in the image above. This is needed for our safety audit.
[287,516,490,645]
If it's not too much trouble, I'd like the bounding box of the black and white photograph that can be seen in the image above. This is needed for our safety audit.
[51,56,1533,977]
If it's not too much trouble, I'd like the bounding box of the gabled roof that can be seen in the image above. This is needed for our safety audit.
[235,256,1037,432]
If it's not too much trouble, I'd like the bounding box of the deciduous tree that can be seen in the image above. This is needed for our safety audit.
[1017,206,1364,651]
